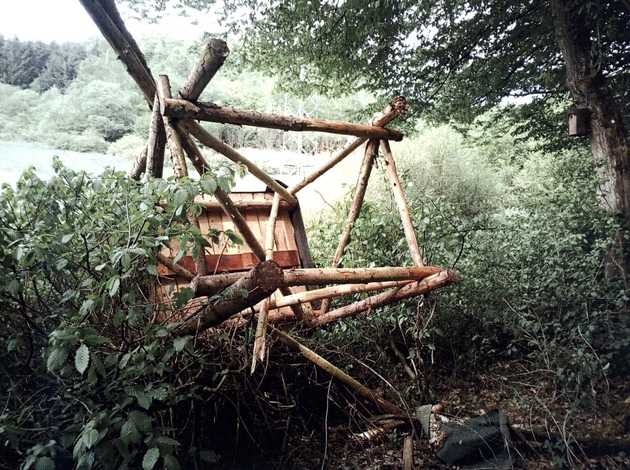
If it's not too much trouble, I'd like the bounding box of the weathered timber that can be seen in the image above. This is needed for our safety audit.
[157,75,188,178]
[194,196,297,211]
[146,94,166,179]
[179,38,229,101]
[380,140,424,266]
[312,270,458,327]
[174,260,282,335]
[403,436,414,470]
[164,98,404,141]
[156,252,194,280]
[288,96,408,194]
[320,140,378,314]
[289,202,315,268]
[182,120,297,204]
[274,328,404,416]
[252,192,282,370]
[195,265,442,295]
[130,146,147,180]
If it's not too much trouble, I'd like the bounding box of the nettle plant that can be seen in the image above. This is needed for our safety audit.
[0,160,238,469]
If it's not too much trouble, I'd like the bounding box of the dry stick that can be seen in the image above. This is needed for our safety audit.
[174,260,283,336]
[157,75,188,178]
[156,252,194,280]
[288,97,408,195]
[182,120,297,204]
[164,98,404,141]
[402,435,414,470]
[195,265,442,295]
[319,140,378,314]
[380,140,424,267]
[178,38,229,101]
[145,94,166,179]
[252,193,281,371]
[273,328,403,416]
[312,270,458,327]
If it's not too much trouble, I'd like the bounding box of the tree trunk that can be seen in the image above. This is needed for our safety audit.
[551,0,630,284]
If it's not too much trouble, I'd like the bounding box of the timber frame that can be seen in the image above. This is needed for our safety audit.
[79,0,459,376]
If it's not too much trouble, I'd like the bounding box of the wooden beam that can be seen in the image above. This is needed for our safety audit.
[164,98,404,141]
[287,97,408,194]
[145,94,166,179]
[157,75,188,178]
[182,120,297,204]
[179,38,229,101]
[380,140,424,266]
[311,270,458,327]
[156,252,194,280]
[195,265,443,295]
[320,140,378,314]
[252,193,281,370]
[195,196,298,211]
[174,260,283,335]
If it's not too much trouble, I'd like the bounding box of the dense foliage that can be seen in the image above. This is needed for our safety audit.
[0,37,370,155]
[0,36,86,91]
[309,125,629,398]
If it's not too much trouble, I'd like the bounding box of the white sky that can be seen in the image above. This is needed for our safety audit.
[0,0,220,43]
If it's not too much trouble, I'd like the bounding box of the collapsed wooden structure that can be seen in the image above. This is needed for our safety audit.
[79,1,458,378]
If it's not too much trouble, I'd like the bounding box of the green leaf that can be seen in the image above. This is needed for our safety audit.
[163,454,181,470]
[120,419,141,445]
[83,428,100,449]
[108,276,120,297]
[134,389,153,410]
[129,410,152,433]
[142,447,160,470]
[47,347,68,372]
[200,177,217,195]
[61,233,74,244]
[173,336,191,352]
[146,264,159,276]
[174,188,188,207]
[199,449,219,463]
[34,457,55,470]
[75,344,90,375]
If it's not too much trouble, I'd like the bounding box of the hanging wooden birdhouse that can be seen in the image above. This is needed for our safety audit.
[567,106,591,137]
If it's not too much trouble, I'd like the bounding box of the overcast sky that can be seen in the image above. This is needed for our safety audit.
[0,0,220,43]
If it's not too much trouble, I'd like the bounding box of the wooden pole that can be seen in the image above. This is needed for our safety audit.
[145,94,166,179]
[179,38,229,101]
[129,146,147,180]
[380,140,424,266]
[320,140,378,314]
[287,97,408,195]
[182,120,297,204]
[312,270,458,327]
[157,75,188,178]
[164,98,404,141]
[273,328,404,416]
[195,265,443,295]
[156,252,194,280]
[174,260,283,336]
[252,193,281,370]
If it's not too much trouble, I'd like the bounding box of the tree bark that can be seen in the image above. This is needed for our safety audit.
[174,260,283,335]
[164,98,404,141]
[157,75,188,178]
[551,0,630,284]
[195,265,442,295]
[179,38,229,101]
[311,270,458,327]
[145,94,166,179]
[380,140,425,266]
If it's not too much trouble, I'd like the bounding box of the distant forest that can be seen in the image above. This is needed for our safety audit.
[0,36,87,91]
[0,37,368,156]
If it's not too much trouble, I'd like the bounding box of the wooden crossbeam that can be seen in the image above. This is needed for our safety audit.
[287,97,407,195]
[163,99,404,141]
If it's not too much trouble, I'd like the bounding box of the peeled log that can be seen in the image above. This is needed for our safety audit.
[164,98,404,141]
[174,260,283,336]
[179,38,229,101]
[195,265,443,296]
[311,270,459,327]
